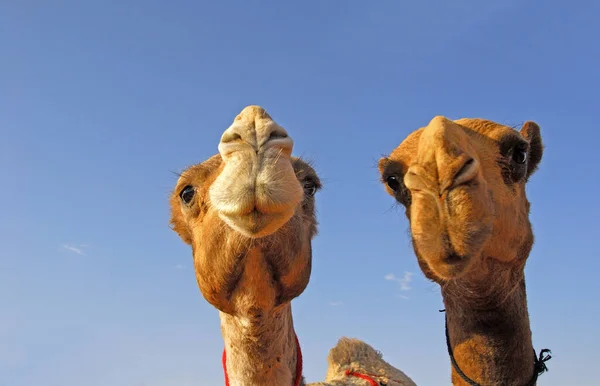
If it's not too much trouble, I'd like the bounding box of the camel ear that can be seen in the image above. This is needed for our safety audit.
[520,121,544,179]
[378,157,388,175]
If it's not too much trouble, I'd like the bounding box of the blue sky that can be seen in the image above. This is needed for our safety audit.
[1,1,598,385]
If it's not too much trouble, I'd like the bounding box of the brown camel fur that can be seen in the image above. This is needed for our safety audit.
[379,116,547,385]
[170,106,416,386]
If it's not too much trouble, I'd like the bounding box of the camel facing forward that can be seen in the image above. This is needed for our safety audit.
[169,106,416,385]
[379,116,551,385]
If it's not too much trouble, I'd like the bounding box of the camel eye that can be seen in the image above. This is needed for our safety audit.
[500,136,528,166]
[304,181,317,197]
[512,148,527,164]
[180,185,195,204]
[386,175,400,192]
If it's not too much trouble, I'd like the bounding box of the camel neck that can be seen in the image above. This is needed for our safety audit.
[441,268,535,386]
[219,304,302,386]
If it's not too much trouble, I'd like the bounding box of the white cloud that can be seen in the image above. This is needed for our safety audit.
[62,244,86,256]
[399,272,413,291]
[398,294,410,300]
[328,301,343,307]
[174,264,185,270]
[385,271,413,292]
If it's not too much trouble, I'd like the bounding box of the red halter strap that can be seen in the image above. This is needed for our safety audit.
[344,369,380,386]
[222,334,303,386]
[345,368,410,385]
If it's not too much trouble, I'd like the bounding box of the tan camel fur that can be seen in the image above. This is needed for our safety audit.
[170,106,416,386]
[379,116,546,385]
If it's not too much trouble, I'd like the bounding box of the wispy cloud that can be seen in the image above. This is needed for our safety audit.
[174,264,186,270]
[385,271,414,293]
[62,244,87,256]
[328,301,343,307]
[399,272,413,291]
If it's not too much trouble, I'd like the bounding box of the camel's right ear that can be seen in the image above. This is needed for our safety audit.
[520,121,544,180]
[169,195,193,245]
[377,157,388,175]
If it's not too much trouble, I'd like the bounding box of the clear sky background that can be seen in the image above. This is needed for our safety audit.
[1,1,598,385]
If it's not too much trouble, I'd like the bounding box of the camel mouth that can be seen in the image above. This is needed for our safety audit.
[219,208,296,239]
[415,247,475,281]
[408,188,492,281]
[442,253,464,264]
[431,253,473,280]
[211,177,303,239]
[428,256,472,280]
[209,146,304,232]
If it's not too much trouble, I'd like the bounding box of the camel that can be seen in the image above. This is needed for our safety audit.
[169,105,416,386]
[378,116,551,385]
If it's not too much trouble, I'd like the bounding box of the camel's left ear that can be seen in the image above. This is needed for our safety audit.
[520,121,544,179]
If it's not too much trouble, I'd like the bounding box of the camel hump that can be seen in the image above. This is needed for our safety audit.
[310,337,418,385]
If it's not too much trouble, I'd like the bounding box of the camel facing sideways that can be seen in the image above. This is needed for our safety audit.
[170,106,416,386]
[379,116,551,385]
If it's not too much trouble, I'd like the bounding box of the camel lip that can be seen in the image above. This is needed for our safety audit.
[426,253,473,280]
[220,208,269,221]
[247,208,267,219]
[442,253,467,265]
[225,205,289,218]
[219,210,293,239]
[236,209,290,224]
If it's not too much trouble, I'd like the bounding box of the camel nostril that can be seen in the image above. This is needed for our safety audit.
[221,132,242,144]
[452,157,479,188]
[218,122,292,157]
[259,127,293,154]
[457,158,474,176]
[267,129,288,141]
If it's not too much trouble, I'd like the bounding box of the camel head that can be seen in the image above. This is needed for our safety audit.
[170,106,321,315]
[379,116,543,282]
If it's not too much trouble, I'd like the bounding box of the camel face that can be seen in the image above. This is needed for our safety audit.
[170,106,321,315]
[379,116,544,281]
[212,106,304,238]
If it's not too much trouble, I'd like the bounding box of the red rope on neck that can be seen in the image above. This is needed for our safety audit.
[222,334,303,386]
[345,368,410,385]
[294,334,303,385]
[222,349,229,386]
[344,369,380,386]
